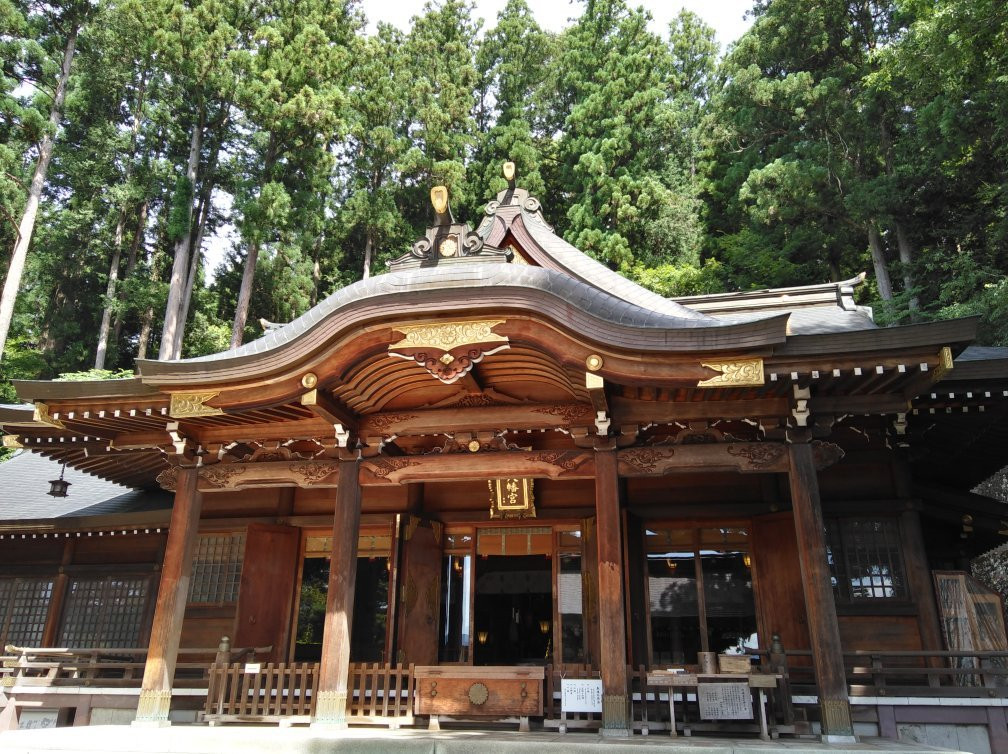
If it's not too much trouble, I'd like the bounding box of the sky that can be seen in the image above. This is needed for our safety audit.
[205,1,755,280]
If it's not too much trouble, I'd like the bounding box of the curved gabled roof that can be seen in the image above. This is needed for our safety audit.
[476,190,713,322]
[136,263,789,383]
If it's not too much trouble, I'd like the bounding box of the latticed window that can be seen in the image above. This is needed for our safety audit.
[58,576,150,648]
[826,518,908,601]
[0,577,54,647]
[188,532,245,604]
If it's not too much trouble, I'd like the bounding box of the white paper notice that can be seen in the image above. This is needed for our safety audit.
[560,678,603,713]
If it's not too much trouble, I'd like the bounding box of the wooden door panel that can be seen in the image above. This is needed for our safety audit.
[582,516,601,669]
[752,513,810,654]
[233,523,300,661]
[396,516,442,664]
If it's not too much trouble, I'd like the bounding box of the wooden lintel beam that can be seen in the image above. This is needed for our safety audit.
[610,396,789,424]
[300,389,356,430]
[359,403,595,436]
[617,440,843,477]
[810,394,911,415]
[360,449,595,485]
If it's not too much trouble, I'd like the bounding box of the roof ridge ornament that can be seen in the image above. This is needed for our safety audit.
[388,184,511,271]
[483,160,552,231]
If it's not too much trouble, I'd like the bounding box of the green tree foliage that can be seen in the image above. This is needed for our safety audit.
[553,0,680,271]
[398,0,480,219]
[472,0,551,202]
[1,0,1006,408]
[335,24,414,280]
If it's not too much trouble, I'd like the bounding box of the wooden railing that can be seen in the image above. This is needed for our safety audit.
[1,641,269,689]
[345,662,414,725]
[205,662,318,724]
[203,661,414,727]
[761,648,1008,697]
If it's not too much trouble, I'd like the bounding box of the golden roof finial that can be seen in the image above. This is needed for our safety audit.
[431,186,448,215]
[503,160,516,188]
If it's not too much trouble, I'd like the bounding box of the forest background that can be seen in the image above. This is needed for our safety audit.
[1,0,1006,405]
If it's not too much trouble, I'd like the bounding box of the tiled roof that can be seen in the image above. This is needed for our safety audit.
[139,263,786,371]
[0,450,170,521]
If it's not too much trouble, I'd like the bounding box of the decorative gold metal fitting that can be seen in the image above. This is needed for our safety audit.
[502,161,516,181]
[33,402,65,428]
[933,345,954,382]
[1,434,22,449]
[390,320,507,352]
[697,358,765,388]
[168,392,223,419]
[301,372,318,389]
[468,439,481,453]
[431,186,449,215]
[586,354,604,372]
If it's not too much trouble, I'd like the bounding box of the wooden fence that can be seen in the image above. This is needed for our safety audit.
[205,662,318,725]
[345,662,414,726]
[202,661,414,727]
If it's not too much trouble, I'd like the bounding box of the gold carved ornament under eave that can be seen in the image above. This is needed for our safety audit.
[388,319,510,385]
[169,392,223,419]
[696,358,765,388]
[33,402,65,429]
[1,434,22,449]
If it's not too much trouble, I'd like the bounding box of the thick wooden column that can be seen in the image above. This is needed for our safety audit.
[312,458,361,727]
[594,448,630,736]
[900,509,945,654]
[787,442,855,742]
[133,466,202,726]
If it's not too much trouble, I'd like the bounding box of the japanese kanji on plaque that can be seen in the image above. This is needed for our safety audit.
[697,683,753,720]
[560,679,603,713]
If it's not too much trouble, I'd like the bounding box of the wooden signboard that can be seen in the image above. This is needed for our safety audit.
[414,665,544,731]
[698,683,753,720]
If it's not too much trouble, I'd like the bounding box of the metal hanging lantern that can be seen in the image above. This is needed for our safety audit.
[48,463,71,498]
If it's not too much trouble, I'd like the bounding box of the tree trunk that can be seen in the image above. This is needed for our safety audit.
[111,199,149,347]
[230,138,276,350]
[362,231,374,280]
[95,68,148,370]
[158,108,203,360]
[172,190,212,359]
[230,239,260,349]
[137,306,154,360]
[0,23,79,361]
[894,221,920,314]
[867,224,893,301]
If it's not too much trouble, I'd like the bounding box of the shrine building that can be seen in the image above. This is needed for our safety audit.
[2,165,1008,748]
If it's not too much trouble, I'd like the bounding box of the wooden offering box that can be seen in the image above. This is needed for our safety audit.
[414,665,544,731]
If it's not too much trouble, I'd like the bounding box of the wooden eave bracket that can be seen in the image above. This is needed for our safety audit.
[166,421,197,463]
[585,371,610,437]
[300,388,357,448]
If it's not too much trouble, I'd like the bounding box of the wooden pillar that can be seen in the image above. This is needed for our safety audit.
[312,458,361,727]
[41,538,74,646]
[901,509,945,654]
[133,466,202,726]
[787,441,855,742]
[594,448,630,736]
